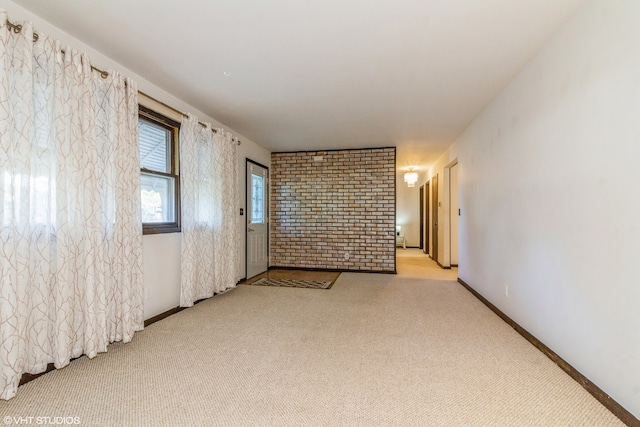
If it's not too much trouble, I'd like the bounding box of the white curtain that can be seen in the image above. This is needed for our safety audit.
[0,13,143,400]
[180,115,239,307]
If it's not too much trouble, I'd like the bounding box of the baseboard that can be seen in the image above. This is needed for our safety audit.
[19,363,56,386]
[457,278,638,427]
[268,266,396,274]
[428,255,450,270]
[144,306,186,327]
[143,295,218,327]
[435,260,451,270]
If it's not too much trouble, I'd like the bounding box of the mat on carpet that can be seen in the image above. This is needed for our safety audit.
[250,278,335,289]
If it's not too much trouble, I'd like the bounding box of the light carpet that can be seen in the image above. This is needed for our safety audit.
[0,250,624,426]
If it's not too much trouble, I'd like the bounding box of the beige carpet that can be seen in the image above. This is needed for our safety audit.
[0,249,623,426]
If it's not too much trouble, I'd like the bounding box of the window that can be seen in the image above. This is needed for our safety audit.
[251,173,265,224]
[139,105,180,234]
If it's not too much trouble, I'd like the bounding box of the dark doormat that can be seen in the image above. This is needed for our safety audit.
[249,277,336,289]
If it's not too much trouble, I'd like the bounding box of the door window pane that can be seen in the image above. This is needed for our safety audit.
[251,173,264,224]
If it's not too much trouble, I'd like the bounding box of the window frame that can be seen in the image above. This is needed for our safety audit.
[139,105,181,234]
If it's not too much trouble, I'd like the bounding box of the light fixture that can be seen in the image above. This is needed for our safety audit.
[404,168,418,187]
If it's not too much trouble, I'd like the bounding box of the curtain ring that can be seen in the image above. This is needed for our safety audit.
[9,22,22,34]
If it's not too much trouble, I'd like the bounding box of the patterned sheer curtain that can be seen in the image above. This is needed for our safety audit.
[0,13,143,400]
[180,115,239,307]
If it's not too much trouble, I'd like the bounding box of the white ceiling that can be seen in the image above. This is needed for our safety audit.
[14,0,584,170]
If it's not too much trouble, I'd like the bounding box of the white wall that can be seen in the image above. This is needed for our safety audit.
[0,0,271,320]
[456,0,640,418]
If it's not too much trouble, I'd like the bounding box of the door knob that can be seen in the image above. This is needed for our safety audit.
[248,227,255,232]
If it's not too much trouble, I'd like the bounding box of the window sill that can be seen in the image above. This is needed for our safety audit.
[143,225,181,235]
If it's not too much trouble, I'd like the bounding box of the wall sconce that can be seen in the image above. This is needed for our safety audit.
[404,169,418,187]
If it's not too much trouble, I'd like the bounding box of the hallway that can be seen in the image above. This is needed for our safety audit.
[396,248,458,280]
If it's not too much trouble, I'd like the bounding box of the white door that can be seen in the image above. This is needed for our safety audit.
[246,161,269,279]
[449,163,459,265]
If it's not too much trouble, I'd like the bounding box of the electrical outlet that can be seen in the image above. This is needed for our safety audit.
[505,284,509,298]
[344,252,350,260]
[144,288,150,301]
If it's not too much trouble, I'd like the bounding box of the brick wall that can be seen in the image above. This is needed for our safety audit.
[270,148,396,272]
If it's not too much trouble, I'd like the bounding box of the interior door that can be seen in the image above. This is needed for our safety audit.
[432,174,438,263]
[246,160,269,279]
[449,163,459,266]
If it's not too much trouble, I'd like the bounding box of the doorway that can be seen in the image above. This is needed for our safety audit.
[424,181,430,255]
[246,159,269,279]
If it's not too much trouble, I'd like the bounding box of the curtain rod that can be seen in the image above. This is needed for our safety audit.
[6,20,111,82]
[137,93,244,145]
[138,90,240,143]
[5,18,241,145]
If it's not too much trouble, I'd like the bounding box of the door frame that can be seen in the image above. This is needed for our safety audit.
[448,161,459,267]
[431,174,438,263]
[245,158,270,279]
[419,185,424,250]
[424,181,430,255]
[435,159,459,269]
